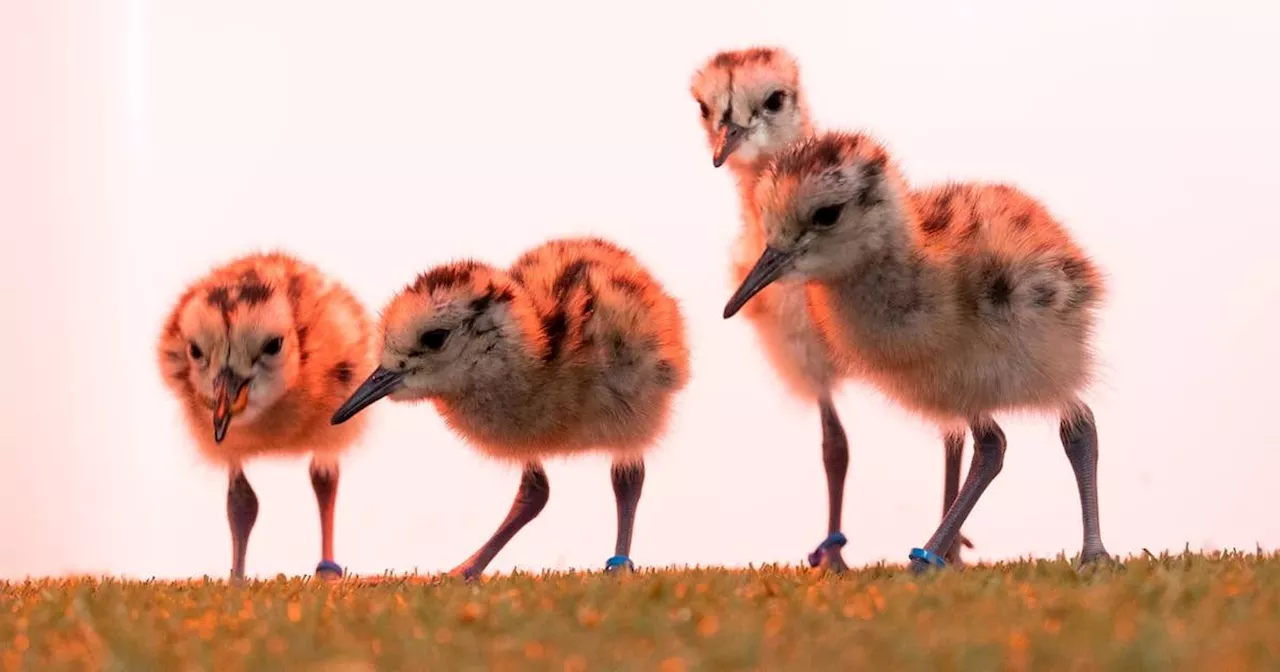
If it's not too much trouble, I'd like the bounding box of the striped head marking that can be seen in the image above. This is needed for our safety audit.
[161,259,305,442]
[332,262,530,423]
[690,46,811,169]
[725,132,902,318]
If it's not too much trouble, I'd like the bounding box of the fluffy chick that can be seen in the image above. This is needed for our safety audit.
[157,251,376,580]
[724,131,1110,572]
[332,237,689,578]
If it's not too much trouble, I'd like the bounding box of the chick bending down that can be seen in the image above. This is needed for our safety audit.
[158,252,376,581]
[332,237,690,578]
[724,131,1111,573]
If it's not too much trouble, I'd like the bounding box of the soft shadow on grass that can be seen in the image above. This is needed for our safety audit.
[2,550,1277,671]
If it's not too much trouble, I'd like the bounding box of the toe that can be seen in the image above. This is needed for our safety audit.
[820,550,849,574]
[1078,548,1113,568]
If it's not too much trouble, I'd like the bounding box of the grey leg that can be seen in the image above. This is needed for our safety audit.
[606,460,645,573]
[227,469,259,581]
[449,463,550,580]
[941,431,975,565]
[310,460,342,579]
[807,394,850,573]
[910,420,1006,574]
[1061,404,1110,565]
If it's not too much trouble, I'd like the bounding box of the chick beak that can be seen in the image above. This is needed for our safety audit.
[211,368,250,443]
[723,245,796,319]
[712,120,748,168]
[331,366,406,425]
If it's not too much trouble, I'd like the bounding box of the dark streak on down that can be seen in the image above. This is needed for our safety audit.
[287,276,305,302]
[553,259,594,299]
[855,156,886,208]
[413,261,481,294]
[238,282,273,305]
[296,326,310,364]
[207,286,234,326]
[239,269,263,287]
[493,285,515,303]
[207,287,234,312]
[540,310,569,363]
[920,198,951,235]
[469,284,496,314]
[1032,283,1057,308]
[988,272,1013,308]
[655,360,677,387]
[329,361,355,386]
[1058,257,1098,308]
[711,47,776,70]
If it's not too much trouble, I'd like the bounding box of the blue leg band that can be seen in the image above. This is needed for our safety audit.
[316,560,344,577]
[909,547,946,569]
[605,555,634,571]
[807,531,848,567]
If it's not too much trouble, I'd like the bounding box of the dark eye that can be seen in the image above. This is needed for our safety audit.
[812,204,844,228]
[420,328,450,351]
[262,336,283,356]
[763,90,786,113]
[698,101,710,119]
[188,341,203,360]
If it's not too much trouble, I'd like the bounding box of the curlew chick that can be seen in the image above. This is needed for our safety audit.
[157,252,376,581]
[724,131,1111,573]
[331,237,689,578]
[691,46,973,569]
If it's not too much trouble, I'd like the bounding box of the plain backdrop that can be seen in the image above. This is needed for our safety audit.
[2,0,1278,579]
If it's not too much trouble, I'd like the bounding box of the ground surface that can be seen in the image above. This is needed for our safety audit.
[2,551,1277,671]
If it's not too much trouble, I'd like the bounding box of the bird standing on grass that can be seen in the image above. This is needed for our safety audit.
[691,46,973,570]
[331,237,689,578]
[723,131,1111,572]
[157,252,376,581]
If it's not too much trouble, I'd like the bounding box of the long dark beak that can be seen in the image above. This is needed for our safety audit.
[211,368,250,444]
[723,245,796,319]
[331,366,405,425]
[712,120,747,168]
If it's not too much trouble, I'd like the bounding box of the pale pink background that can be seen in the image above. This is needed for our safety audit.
[2,0,1277,580]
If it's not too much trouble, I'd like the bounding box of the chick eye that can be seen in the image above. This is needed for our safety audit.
[698,101,710,119]
[188,341,204,360]
[812,204,844,228]
[262,336,283,356]
[420,328,450,351]
[763,90,786,113]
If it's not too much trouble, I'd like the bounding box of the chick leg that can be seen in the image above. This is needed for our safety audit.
[310,458,342,579]
[606,460,645,573]
[941,431,976,566]
[909,420,1006,574]
[449,462,549,581]
[1061,404,1111,566]
[227,468,258,582]
[807,394,850,573]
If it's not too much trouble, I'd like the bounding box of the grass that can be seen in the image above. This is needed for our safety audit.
[2,551,1278,671]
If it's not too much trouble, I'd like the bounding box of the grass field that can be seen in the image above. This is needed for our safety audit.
[2,551,1278,671]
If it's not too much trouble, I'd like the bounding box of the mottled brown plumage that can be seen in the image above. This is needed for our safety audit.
[332,237,689,577]
[726,130,1111,570]
[157,251,376,580]
[691,46,973,569]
